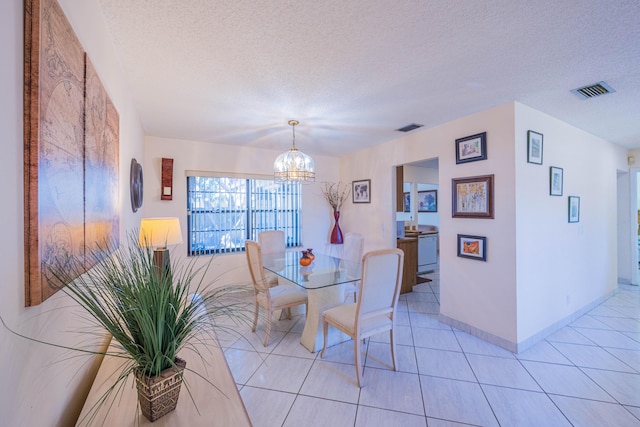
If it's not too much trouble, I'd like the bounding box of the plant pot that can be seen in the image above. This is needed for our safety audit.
[135,357,187,422]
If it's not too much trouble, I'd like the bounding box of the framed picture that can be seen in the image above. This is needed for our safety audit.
[455,132,487,164]
[403,192,410,212]
[452,175,494,218]
[417,190,438,212]
[457,234,487,261]
[352,179,371,203]
[550,166,563,196]
[23,0,120,306]
[527,130,543,165]
[568,196,580,223]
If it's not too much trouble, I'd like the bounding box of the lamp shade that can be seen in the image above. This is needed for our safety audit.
[273,119,315,183]
[139,217,183,248]
[273,148,315,183]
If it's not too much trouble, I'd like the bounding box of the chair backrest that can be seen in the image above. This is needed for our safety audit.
[245,240,269,293]
[356,248,404,324]
[343,232,365,263]
[258,230,285,255]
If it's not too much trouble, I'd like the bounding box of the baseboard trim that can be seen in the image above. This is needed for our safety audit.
[438,287,618,354]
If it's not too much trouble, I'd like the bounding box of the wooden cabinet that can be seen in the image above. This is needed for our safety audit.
[397,237,417,294]
[396,166,404,212]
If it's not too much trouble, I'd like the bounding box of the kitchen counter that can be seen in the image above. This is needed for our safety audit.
[404,230,438,237]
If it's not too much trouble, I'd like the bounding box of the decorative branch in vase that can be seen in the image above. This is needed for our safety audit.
[320,182,351,244]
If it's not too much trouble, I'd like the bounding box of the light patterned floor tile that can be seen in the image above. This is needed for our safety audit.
[582,368,640,406]
[482,385,571,426]
[520,360,615,401]
[413,327,462,351]
[299,360,361,403]
[359,369,425,415]
[222,279,640,427]
[551,394,640,427]
[283,395,357,427]
[245,353,313,393]
[240,386,296,427]
[355,405,427,427]
[223,347,265,385]
[414,347,475,381]
[466,353,541,391]
[365,341,418,373]
[516,340,573,364]
[420,375,498,426]
[271,332,318,359]
[551,342,637,372]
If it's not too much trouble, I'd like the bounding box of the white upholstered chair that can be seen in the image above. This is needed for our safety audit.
[320,248,404,387]
[258,230,286,287]
[342,232,364,302]
[258,230,287,286]
[258,230,286,254]
[245,240,308,347]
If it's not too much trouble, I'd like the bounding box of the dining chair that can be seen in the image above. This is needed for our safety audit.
[245,240,308,347]
[258,230,286,254]
[258,230,286,287]
[320,248,404,387]
[342,232,364,302]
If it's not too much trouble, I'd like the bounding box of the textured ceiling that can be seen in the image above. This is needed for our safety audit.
[97,0,640,157]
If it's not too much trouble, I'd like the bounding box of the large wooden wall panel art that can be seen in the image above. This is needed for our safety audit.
[24,0,120,306]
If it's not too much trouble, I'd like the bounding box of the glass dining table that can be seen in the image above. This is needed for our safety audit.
[262,250,361,352]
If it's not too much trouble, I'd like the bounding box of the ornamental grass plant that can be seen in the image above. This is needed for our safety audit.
[39,232,252,422]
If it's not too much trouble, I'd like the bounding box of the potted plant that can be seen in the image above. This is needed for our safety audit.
[43,232,250,423]
[320,181,351,244]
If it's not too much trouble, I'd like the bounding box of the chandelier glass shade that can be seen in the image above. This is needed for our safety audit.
[274,120,315,183]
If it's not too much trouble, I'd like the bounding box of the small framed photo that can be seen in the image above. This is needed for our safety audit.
[550,166,563,196]
[457,234,487,261]
[417,190,437,212]
[352,179,371,203]
[452,175,494,218]
[456,132,487,164]
[527,130,543,165]
[568,196,580,223]
[403,192,410,212]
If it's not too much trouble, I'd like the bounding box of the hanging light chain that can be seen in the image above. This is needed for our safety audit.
[289,120,299,150]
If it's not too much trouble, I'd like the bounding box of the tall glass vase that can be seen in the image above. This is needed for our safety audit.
[330,209,343,244]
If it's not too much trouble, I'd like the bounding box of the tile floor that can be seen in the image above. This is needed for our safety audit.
[220,273,640,426]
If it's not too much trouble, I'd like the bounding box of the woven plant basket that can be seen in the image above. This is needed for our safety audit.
[135,357,187,422]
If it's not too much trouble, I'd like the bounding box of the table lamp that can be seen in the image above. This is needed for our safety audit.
[138,217,183,277]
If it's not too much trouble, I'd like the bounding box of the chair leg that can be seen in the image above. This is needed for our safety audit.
[264,308,272,347]
[390,328,398,372]
[354,336,363,387]
[320,318,329,358]
[251,301,259,332]
[287,307,292,320]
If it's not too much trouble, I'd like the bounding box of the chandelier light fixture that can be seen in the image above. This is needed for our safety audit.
[273,120,315,183]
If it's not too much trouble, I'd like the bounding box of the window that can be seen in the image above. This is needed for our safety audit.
[187,175,302,255]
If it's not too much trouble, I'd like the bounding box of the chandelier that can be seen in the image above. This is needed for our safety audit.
[273,120,315,183]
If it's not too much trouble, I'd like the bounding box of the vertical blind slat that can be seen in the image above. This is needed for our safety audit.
[186,176,301,255]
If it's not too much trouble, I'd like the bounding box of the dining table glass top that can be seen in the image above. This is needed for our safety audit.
[262,251,361,290]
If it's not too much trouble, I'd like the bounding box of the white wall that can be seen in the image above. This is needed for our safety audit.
[338,103,519,344]
[141,136,341,289]
[338,101,627,350]
[0,0,145,424]
[514,103,628,346]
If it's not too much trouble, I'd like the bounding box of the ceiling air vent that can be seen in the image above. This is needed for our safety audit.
[396,123,423,133]
[571,81,616,100]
